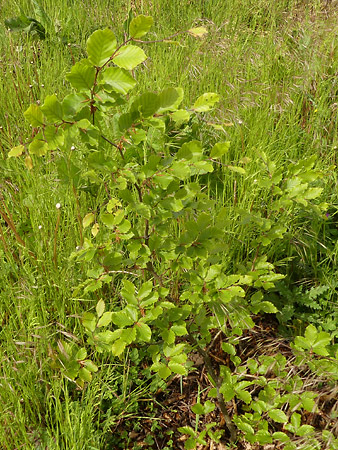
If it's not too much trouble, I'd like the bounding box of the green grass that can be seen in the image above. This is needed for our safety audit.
[1,0,338,448]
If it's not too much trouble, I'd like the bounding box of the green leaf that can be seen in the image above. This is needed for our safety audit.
[228,165,246,174]
[113,45,147,70]
[121,327,136,345]
[191,403,205,415]
[96,299,105,318]
[164,343,186,357]
[210,141,230,158]
[188,26,208,37]
[136,322,151,342]
[153,174,174,189]
[32,0,51,28]
[304,187,322,200]
[251,400,267,414]
[192,160,214,173]
[138,281,153,300]
[301,393,316,412]
[294,336,310,350]
[205,264,222,282]
[125,306,138,323]
[171,161,191,178]
[121,280,137,305]
[171,109,190,123]
[41,94,63,122]
[219,286,245,303]
[158,87,181,112]
[291,412,301,431]
[207,388,217,399]
[76,348,87,360]
[29,139,48,156]
[236,421,254,435]
[158,365,171,378]
[176,140,203,161]
[168,361,187,375]
[84,360,98,372]
[312,336,331,355]
[5,15,46,39]
[83,213,95,229]
[268,409,288,424]
[236,389,252,404]
[44,126,64,150]
[62,93,87,118]
[204,400,215,414]
[303,324,331,356]
[24,104,44,126]
[5,15,31,32]
[193,92,219,112]
[284,444,297,450]
[123,8,134,34]
[118,219,131,233]
[87,28,117,66]
[272,432,290,443]
[178,426,196,437]
[78,367,92,382]
[150,362,172,379]
[171,324,187,336]
[66,60,96,92]
[162,328,175,344]
[64,363,80,380]
[255,430,272,444]
[96,330,116,344]
[8,145,25,158]
[304,325,318,345]
[101,67,136,95]
[220,383,235,401]
[82,312,96,332]
[222,343,236,356]
[25,154,33,169]
[122,280,135,294]
[112,310,134,327]
[118,111,140,131]
[251,301,278,314]
[111,209,124,225]
[131,92,160,117]
[129,15,153,38]
[297,425,315,437]
[170,353,187,365]
[101,213,115,228]
[111,339,126,356]
[147,125,165,150]
[102,251,122,269]
[97,311,113,327]
[130,128,147,144]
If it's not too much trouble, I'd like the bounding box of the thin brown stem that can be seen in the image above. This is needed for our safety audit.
[187,332,237,443]
[144,219,149,246]
[4,114,13,147]
[0,200,26,247]
[0,205,36,260]
[0,221,19,262]
[134,183,143,203]
[101,134,124,159]
[0,221,9,254]
[250,243,262,272]
[67,43,76,65]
